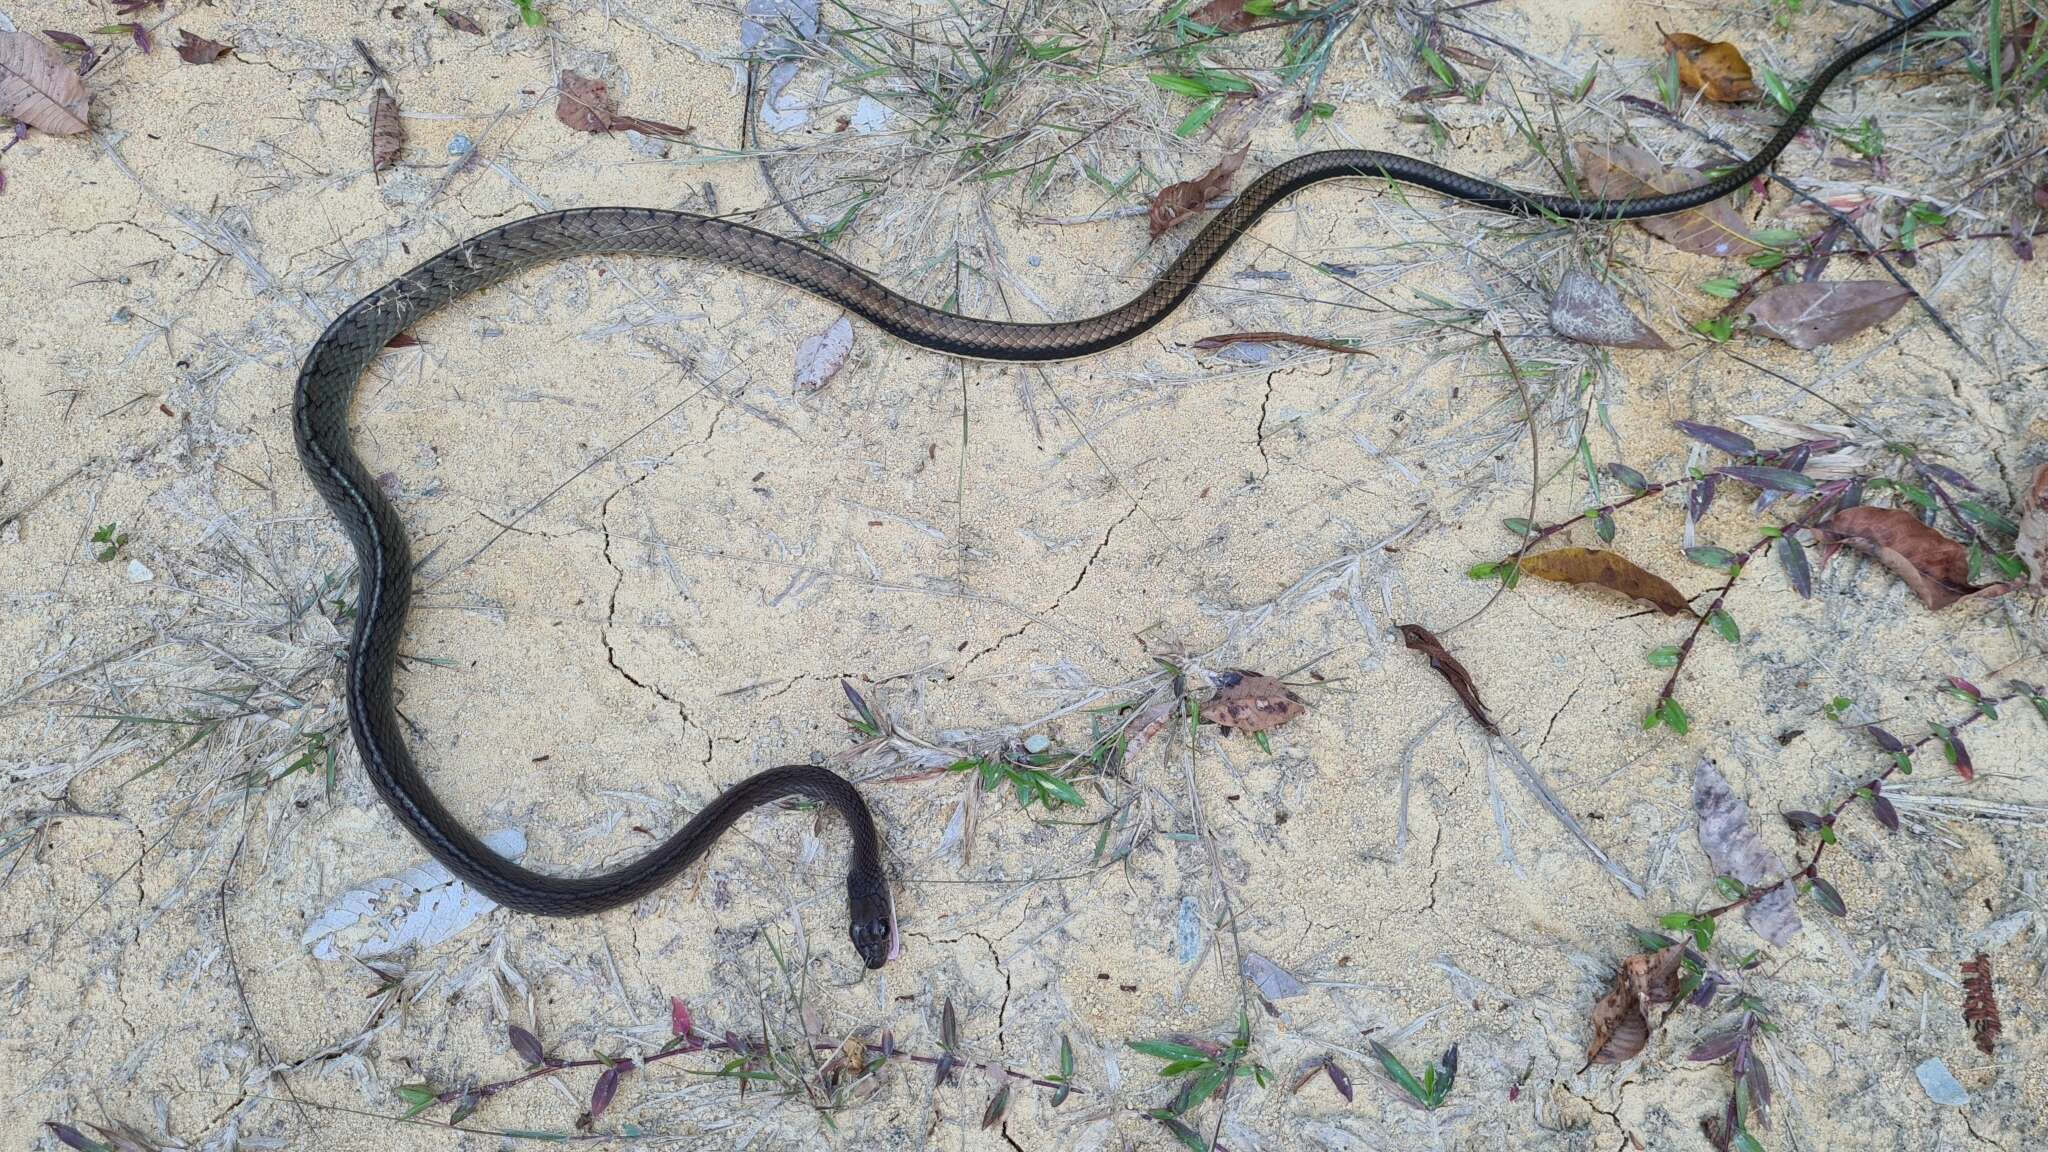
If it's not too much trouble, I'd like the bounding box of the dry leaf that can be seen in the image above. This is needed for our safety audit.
[794,315,854,392]
[1397,623,1495,732]
[0,31,91,135]
[440,9,487,34]
[1191,330,1370,355]
[1817,506,1983,610]
[1149,144,1248,239]
[557,70,617,132]
[1742,281,1912,350]
[1518,547,1695,616]
[1575,142,1760,258]
[2018,462,2048,588]
[1549,269,1670,350]
[1584,943,1685,1067]
[554,69,692,140]
[1189,0,1260,32]
[1664,33,1758,102]
[369,89,403,172]
[1694,760,1802,946]
[174,30,231,65]
[1205,669,1306,735]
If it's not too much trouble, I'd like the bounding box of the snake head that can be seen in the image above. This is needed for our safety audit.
[847,875,894,969]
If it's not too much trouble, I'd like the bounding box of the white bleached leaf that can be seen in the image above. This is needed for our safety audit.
[1548,269,1668,349]
[794,315,854,392]
[304,828,525,960]
[1693,760,1803,945]
[1242,951,1306,1000]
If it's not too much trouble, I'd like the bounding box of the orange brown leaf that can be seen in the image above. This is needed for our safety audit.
[1664,33,1759,102]
[1205,669,1306,735]
[1583,943,1685,1068]
[1816,506,1984,610]
[1149,144,1248,239]
[1517,547,1695,616]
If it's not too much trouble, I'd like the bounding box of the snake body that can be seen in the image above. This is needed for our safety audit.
[294,0,1954,970]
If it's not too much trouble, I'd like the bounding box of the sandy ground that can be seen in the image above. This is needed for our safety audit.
[3,1,2044,1149]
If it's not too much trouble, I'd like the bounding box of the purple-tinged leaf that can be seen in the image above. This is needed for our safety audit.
[1690,475,1719,524]
[842,679,877,729]
[1808,876,1847,916]
[1870,791,1900,831]
[1674,420,1756,457]
[1868,725,1904,753]
[981,1083,1012,1129]
[1776,534,1811,598]
[42,29,90,51]
[941,997,959,1049]
[880,1029,896,1060]
[1947,675,1983,701]
[670,996,694,1041]
[449,1092,480,1125]
[44,1124,108,1152]
[1744,281,1912,350]
[1689,972,1722,1007]
[1745,1053,1773,1128]
[1605,462,1650,493]
[1782,810,1826,831]
[509,1024,545,1066]
[590,1064,621,1118]
[1920,461,1981,493]
[933,1051,958,1088]
[1324,1057,1354,1101]
[1688,1031,1743,1062]
[1779,443,1812,474]
[1718,465,1817,493]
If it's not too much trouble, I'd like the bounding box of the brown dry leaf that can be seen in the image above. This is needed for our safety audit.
[1584,943,1685,1067]
[1189,0,1260,33]
[1149,144,1248,239]
[1205,669,1306,735]
[1397,623,1495,732]
[0,30,91,135]
[1817,506,1983,610]
[1742,281,1912,350]
[2018,462,2048,588]
[1548,269,1669,350]
[556,70,617,132]
[1574,142,1760,258]
[1191,330,1370,356]
[1518,547,1695,616]
[440,9,487,35]
[369,89,403,172]
[174,30,231,65]
[1664,32,1758,102]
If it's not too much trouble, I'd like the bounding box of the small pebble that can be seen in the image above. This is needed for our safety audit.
[1914,1058,1969,1106]
[125,559,153,583]
[1175,895,1201,963]
[1023,733,1050,754]
[448,133,473,156]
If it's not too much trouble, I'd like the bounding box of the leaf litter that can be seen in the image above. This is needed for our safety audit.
[1149,144,1247,238]
[1548,269,1669,350]
[1694,760,1802,946]
[1575,142,1759,258]
[1518,547,1696,616]
[1583,942,1685,1067]
[1815,506,1985,610]
[1663,32,1759,102]
[556,69,692,139]
[1204,669,1306,735]
[1743,282,1913,350]
[794,314,854,392]
[0,30,91,135]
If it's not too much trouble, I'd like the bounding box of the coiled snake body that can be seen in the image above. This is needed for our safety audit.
[294,0,1954,970]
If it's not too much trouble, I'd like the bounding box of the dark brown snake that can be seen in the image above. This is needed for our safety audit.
[294,0,1955,970]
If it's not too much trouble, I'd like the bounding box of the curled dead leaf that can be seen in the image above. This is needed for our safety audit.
[1584,943,1685,1067]
[1664,32,1758,102]
[440,9,487,35]
[1743,281,1912,350]
[2018,462,2048,588]
[369,89,403,172]
[1205,669,1306,735]
[1397,623,1494,732]
[555,69,692,140]
[1149,144,1247,239]
[1574,142,1760,258]
[1189,0,1261,33]
[1816,506,1984,610]
[1549,269,1669,350]
[174,30,232,64]
[1518,547,1695,616]
[794,315,854,393]
[0,30,91,135]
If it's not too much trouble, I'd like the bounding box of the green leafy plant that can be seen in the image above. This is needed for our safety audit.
[1133,1014,1270,1149]
[1369,1039,1457,1110]
[90,523,130,562]
[514,0,545,27]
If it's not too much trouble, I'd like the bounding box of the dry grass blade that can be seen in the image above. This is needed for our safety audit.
[1518,547,1695,616]
[1743,282,1913,349]
[1575,142,1759,258]
[1191,330,1370,355]
[0,30,90,134]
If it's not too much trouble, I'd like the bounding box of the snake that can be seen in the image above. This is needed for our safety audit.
[294,0,1955,971]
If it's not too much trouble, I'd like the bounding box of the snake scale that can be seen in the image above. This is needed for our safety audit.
[295,0,1957,969]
